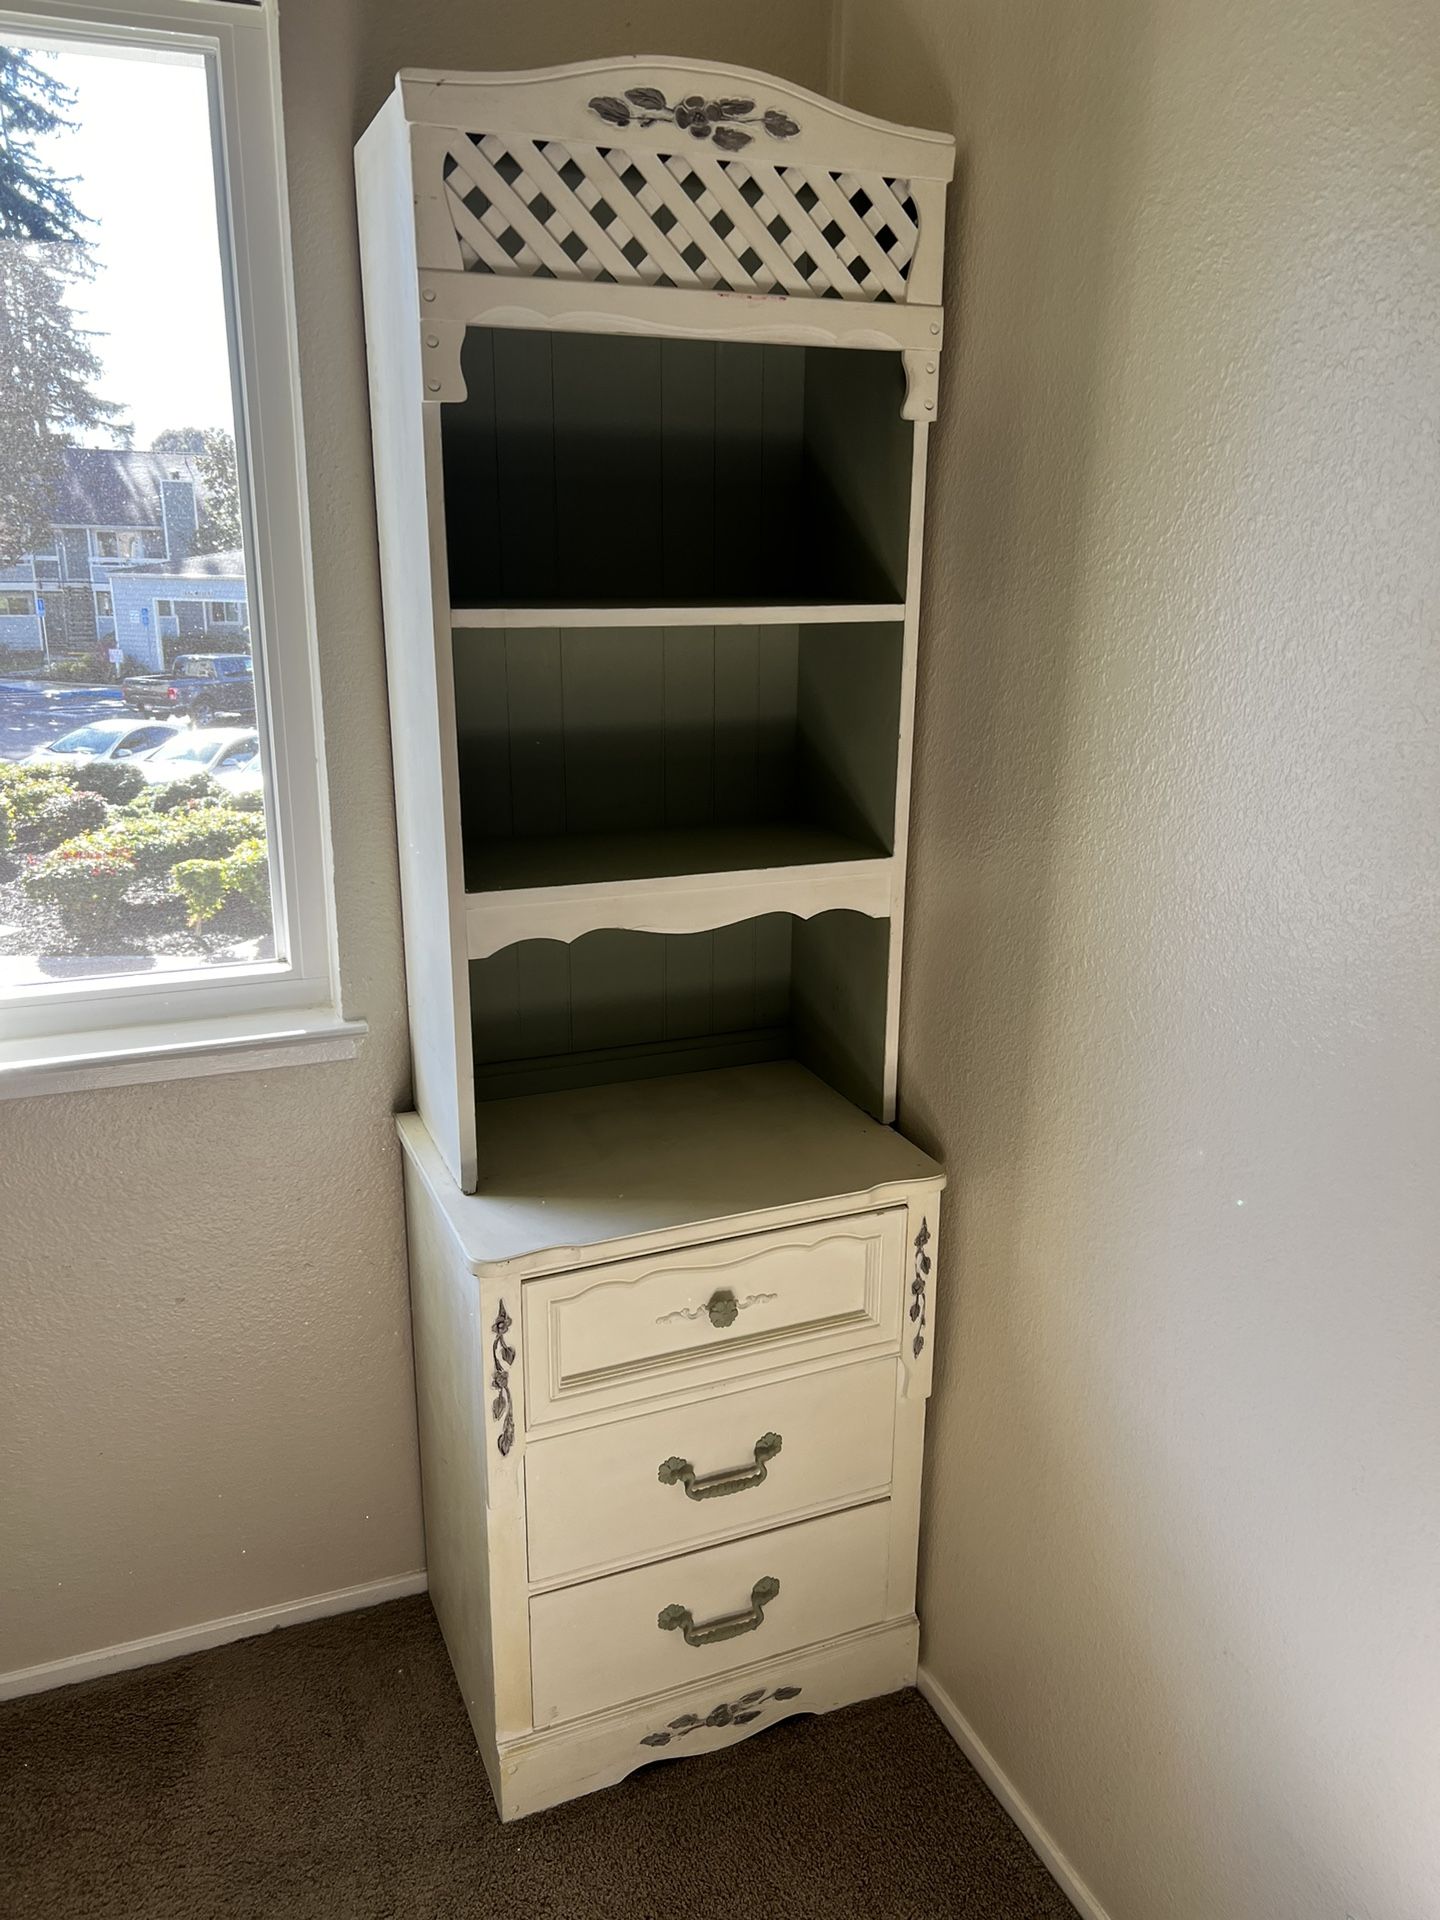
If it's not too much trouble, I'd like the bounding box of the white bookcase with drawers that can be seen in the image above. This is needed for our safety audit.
[356,57,952,1820]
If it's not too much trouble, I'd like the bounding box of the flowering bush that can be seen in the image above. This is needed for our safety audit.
[22,842,137,931]
[57,803,257,879]
[171,836,269,927]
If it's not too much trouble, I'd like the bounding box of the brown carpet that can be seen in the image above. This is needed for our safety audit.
[0,1596,1074,1920]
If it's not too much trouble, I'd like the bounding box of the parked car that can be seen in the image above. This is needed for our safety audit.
[135,727,260,785]
[122,653,255,726]
[212,748,265,800]
[26,717,180,767]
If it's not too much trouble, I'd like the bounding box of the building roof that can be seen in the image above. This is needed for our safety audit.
[51,447,201,529]
[124,548,246,582]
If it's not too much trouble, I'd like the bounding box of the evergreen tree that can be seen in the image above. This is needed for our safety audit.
[0,46,126,566]
[0,48,86,242]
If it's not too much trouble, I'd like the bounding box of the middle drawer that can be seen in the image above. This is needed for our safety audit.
[525,1357,898,1586]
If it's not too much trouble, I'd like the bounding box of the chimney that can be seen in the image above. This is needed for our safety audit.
[161,474,198,562]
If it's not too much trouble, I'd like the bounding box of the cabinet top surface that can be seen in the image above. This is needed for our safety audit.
[399,1063,943,1276]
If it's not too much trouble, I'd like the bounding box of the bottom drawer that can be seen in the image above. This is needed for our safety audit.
[529,1501,892,1727]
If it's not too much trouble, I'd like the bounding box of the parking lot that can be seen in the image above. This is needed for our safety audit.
[0,682,129,764]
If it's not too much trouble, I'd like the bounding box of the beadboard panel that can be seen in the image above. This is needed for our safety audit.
[468,913,891,1111]
[454,625,800,839]
[453,620,903,867]
[440,330,910,606]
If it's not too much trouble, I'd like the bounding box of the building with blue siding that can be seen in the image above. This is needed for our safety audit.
[0,448,248,667]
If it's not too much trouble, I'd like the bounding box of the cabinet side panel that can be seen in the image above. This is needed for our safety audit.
[796,620,904,849]
[403,1157,500,1795]
[802,350,913,600]
[791,910,891,1117]
[356,105,474,1185]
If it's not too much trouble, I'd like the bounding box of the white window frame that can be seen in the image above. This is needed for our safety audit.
[0,0,360,1094]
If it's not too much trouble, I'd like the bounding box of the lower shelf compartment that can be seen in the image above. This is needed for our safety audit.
[528,1500,894,1727]
[471,911,891,1115]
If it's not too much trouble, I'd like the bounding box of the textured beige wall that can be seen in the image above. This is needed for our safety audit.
[839,0,1440,1915]
[0,0,833,1679]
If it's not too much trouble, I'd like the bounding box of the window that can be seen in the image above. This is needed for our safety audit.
[94,530,142,560]
[0,593,37,617]
[39,723,126,756]
[113,726,172,757]
[0,1,355,1090]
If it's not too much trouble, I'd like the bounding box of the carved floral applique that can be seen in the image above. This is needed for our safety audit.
[910,1218,931,1360]
[639,1684,802,1746]
[588,88,801,152]
[490,1300,515,1457]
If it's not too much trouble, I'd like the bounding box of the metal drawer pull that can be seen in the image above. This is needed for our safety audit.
[658,1577,780,1648]
[658,1432,782,1501]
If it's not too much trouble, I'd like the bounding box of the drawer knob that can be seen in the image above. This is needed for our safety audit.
[658,1432,782,1501]
[705,1288,740,1329]
[658,1576,780,1649]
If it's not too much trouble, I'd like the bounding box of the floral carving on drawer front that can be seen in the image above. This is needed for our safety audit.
[490,1300,516,1457]
[910,1218,931,1360]
[588,88,801,150]
[639,1685,802,1747]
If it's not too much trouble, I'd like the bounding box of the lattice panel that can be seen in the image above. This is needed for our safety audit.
[439,134,921,303]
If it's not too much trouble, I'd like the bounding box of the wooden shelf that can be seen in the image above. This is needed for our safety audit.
[451,602,908,630]
[399,1062,943,1279]
[463,824,893,956]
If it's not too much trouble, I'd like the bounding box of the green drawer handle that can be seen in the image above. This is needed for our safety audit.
[706,1289,739,1329]
[658,1577,780,1649]
[658,1432,782,1501]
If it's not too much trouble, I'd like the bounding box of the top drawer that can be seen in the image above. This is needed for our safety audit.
[521,1209,905,1426]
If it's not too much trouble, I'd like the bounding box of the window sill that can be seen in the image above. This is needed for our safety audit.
[0,1009,367,1100]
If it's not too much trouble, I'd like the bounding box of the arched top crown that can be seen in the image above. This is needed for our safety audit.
[393,58,952,317]
[395,58,955,183]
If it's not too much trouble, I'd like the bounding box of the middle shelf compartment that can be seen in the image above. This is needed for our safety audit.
[455,616,905,946]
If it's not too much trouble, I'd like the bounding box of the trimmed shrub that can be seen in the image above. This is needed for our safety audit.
[172,837,269,927]
[0,763,79,836]
[27,788,109,853]
[0,792,10,858]
[148,771,224,813]
[72,759,148,805]
[41,655,102,683]
[22,842,137,933]
[66,802,256,879]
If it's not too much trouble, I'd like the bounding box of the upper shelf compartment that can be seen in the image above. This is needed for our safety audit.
[439,331,914,609]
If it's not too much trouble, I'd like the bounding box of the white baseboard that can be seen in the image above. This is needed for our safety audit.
[917,1664,1111,1920]
[0,1570,429,1704]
